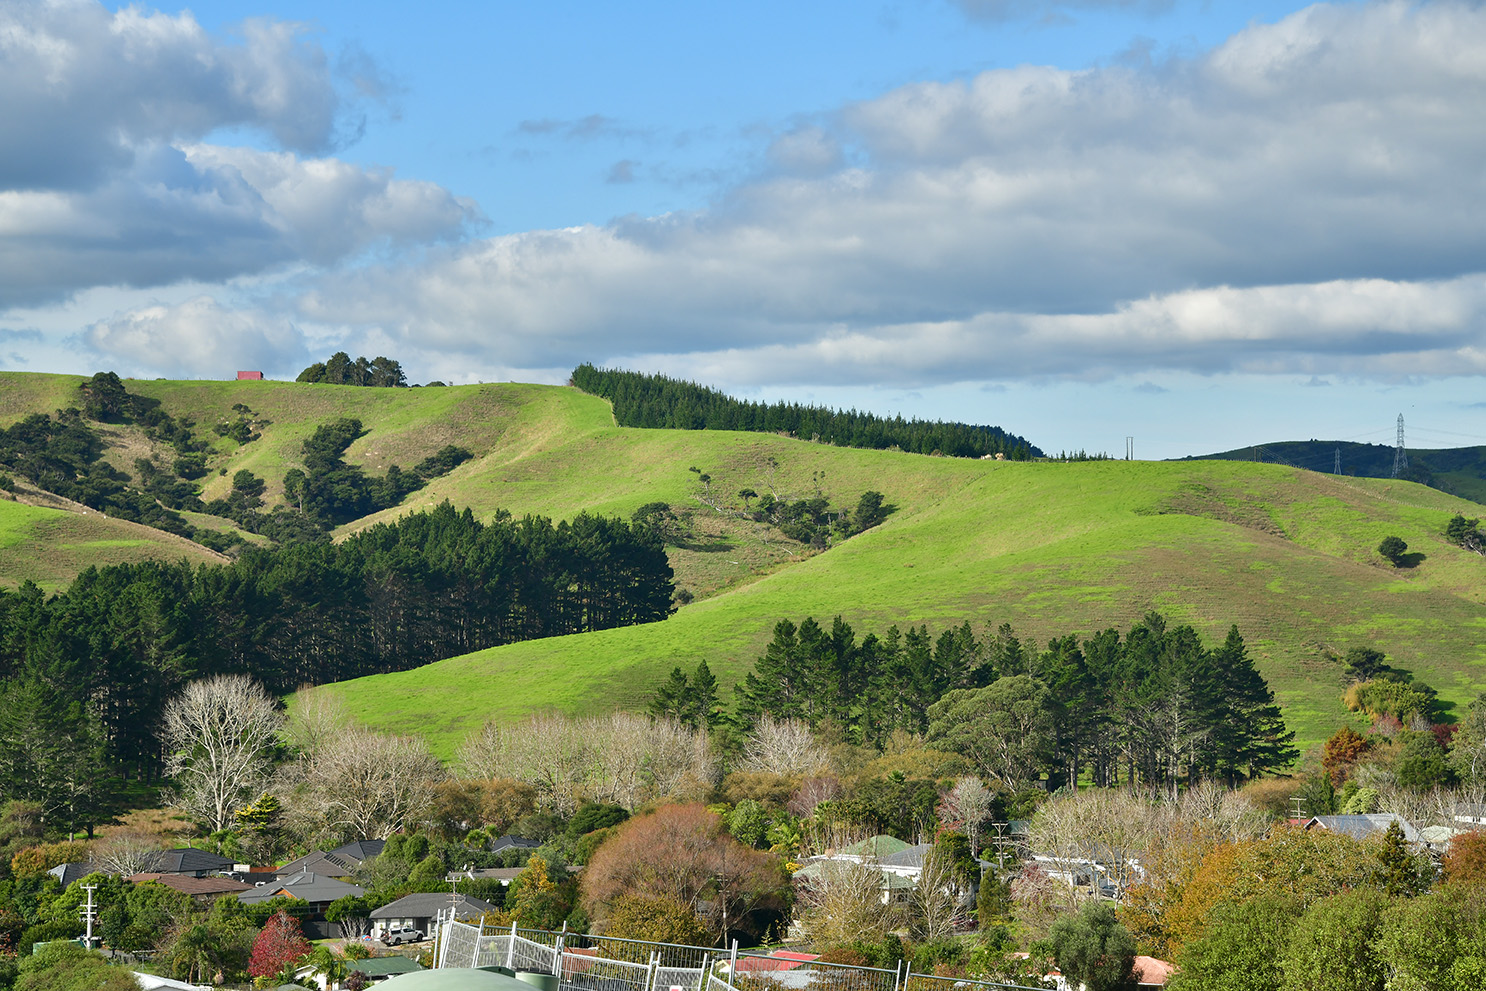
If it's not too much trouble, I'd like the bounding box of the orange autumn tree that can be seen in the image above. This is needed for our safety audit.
[1125,824,1386,957]
[1322,726,1373,785]
[580,803,785,941]
[1443,830,1486,885]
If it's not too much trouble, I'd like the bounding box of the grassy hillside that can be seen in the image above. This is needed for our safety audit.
[0,495,224,591]
[310,405,1486,759]
[3,372,1484,759]
[1188,439,1486,505]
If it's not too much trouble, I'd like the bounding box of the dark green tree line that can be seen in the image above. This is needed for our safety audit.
[0,503,674,804]
[572,364,1041,459]
[296,353,407,387]
[727,612,1296,789]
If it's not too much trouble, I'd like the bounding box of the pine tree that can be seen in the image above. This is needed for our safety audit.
[1211,625,1298,783]
[735,619,811,725]
[690,660,720,729]
[647,666,690,723]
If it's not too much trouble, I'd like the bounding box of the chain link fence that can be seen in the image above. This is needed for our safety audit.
[437,924,1046,991]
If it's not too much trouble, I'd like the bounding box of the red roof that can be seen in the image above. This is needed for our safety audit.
[1133,956,1175,986]
[734,952,820,973]
[129,873,251,897]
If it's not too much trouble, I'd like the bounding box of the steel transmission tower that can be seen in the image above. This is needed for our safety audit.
[1391,414,1409,478]
[1335,447,1341,475]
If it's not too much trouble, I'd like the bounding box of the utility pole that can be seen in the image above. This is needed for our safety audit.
[1392,414,1409,478]
[80,883,98,948]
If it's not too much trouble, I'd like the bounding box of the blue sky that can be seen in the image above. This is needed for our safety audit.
[3,0,1486,459]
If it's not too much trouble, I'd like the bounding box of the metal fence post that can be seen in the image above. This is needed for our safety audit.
[893,960,903,991]
[646,950,660,991]
[729,940,738,987]
[553,929,567,979]
[506,922,517,969]
[698,952,710,991]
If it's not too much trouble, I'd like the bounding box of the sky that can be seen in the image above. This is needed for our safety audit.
[3,0,1486,459]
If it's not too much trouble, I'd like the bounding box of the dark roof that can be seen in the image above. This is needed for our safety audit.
[371,893,496,920]
[238,870,364,904]
[49,862,98,886]
[154,848,236,874]
[331,839,386,863]
[277,850,360,878]
[488,835,540,854]
[129,873,252,897]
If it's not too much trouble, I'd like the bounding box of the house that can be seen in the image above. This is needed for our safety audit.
[719,951,822,989]
[1303,814,1421,844]
[797,835,931,905]
[150,849,237,877]
[127,873,251,906]
[49,862,97,886]
[275,851,361,879]
[463,867,525,887]
[236,371,264,380]
[133,972,209,991]
[275,839,384,880]
[1452,803,1486,826]
[348,957,426,985]
[369,893,496,940]
[488,836,541,857]
[239,870,365,937]
[792,858,916,905]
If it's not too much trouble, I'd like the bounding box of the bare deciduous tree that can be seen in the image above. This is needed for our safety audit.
[939,776,994,856]
[794,857,898,946]
[92,830,164,876]
[283,685,349,757]
[162,675,282,832]
[456,712,716,813]
[738,716,830,776]
[912,845,966,942]
[302,727,443,839]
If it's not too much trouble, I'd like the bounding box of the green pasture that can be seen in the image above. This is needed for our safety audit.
[0,497,222,592]
[2,372,1484,757]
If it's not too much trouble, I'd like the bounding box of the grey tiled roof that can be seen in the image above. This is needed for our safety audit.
[1305,813,1420,843]
[370,893,496,919]
[238,870,365,904]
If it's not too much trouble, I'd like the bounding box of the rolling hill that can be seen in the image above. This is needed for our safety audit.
[1188,439,1486,505]
[1,371,1484,758]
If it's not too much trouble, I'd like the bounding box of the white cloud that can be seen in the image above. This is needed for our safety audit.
[0,143,478,307]
[83,296,307,378]
[0,1,340,191]
[0,1,476,308]
[276,1,1486,386]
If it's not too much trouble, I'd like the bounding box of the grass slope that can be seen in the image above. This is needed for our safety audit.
[309,398,1486,759]
[3,373,1484,757]
[0,496,224,592]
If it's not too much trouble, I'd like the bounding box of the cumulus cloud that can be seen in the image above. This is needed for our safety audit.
[0,0,476,308]
[83,296,308,378]
[277,1,1486,386]
[0,1,341,191]
[0,143,479,307]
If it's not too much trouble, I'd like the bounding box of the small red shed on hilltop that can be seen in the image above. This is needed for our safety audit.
[236,370,263,380]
